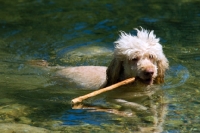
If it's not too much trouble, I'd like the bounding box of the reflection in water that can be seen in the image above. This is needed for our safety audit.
[0,0,200,132]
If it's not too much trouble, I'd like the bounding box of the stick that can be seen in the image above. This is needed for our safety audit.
[71,77,135,105]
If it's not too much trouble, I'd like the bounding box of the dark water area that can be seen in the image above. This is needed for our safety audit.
[0,0,200,132]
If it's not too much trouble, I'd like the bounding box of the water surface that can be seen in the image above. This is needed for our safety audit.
[0,0,200,132]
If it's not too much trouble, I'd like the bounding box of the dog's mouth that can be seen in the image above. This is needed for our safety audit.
[136,77,153,85]
[143,78,153,85]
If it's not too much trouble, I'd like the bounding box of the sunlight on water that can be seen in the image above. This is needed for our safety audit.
[0,0,200,132]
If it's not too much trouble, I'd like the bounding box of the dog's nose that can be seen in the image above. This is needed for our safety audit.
[144,69,154,76]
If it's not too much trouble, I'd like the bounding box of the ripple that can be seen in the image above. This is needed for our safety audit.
[162,65,189,89]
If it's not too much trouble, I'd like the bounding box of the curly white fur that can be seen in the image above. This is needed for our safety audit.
[114,28,163,60]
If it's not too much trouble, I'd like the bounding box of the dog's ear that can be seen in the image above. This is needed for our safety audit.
[155,59,169,84]
[106,58,123,86]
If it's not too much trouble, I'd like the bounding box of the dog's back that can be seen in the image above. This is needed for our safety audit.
[56,66,107,90]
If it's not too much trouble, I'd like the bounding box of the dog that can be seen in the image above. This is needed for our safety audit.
[30,27,169,132]
[57,27,168,89]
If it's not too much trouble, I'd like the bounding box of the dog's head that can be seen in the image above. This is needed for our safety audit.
[106,28,168,86]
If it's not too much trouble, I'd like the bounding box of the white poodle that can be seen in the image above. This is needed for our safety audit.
[57,27,168,90]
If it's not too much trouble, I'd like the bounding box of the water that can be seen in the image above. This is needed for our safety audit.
[0,0,200,132]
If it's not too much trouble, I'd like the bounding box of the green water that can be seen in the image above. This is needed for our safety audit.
[0,0,200,132]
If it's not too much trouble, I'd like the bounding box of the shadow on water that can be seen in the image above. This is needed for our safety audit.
[0,0,200,132]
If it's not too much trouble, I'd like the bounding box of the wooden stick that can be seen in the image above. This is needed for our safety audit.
[71,77,135,105]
